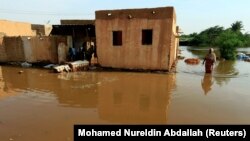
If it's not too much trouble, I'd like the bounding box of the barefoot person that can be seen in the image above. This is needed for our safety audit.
[203,48,216,73]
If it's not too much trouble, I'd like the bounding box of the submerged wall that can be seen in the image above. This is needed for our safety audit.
[4,37,25,62]
[0,36,7,62]
[0,36,68,63]
[23,36,68,63]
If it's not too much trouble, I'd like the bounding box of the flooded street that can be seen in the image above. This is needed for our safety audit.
[1,46,250,140]
[170,46,250,124]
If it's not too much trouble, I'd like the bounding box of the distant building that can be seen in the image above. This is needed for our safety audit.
[95,7,179,71]
[31,24,52,36]
[0,20,48,36]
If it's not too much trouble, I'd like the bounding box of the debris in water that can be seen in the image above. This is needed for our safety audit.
[184,58,200,65]
[21,62,32,67]
[245,59,250,62]
[18,70,24,74]
[178,55,185,60]
[53,65,71,73]
[69,60,89,71]
[44,64,56,69]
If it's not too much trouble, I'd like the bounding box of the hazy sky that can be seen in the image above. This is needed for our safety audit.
[1,0,250,34]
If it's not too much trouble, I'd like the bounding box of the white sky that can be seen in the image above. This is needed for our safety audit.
[1,0,250,34]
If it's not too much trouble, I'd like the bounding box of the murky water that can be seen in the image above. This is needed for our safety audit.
[1,46,250,140]
[173,46,250,124]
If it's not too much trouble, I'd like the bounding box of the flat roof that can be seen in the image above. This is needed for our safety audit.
[95,7,175,20]
[50,24,95,36]
[60,20,95,25]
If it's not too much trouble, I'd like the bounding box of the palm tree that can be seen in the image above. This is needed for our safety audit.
[231,21,243,32]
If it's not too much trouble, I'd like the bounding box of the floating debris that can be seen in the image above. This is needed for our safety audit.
[69,60,89,72]
[53,65,71,73]
[18,70,24,74]
[178,55,185,60]
[44,64,57,69]
[184,58,200,65]
[21,62,32,67]
[245,59,250,62]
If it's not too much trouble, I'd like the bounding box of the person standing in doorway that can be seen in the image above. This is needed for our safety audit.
[68,46,76,61]
[203,48,216,73]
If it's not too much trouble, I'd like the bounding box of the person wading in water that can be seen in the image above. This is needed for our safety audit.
[203,48,216,73]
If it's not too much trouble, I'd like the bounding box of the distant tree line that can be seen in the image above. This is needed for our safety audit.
[180,21,250,60]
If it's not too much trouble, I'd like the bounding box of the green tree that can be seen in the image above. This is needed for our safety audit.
[216,30,242,60]
[231,21,243,32]
[183,21,250,48]
[243,33,250,46]
[189,26,224,46]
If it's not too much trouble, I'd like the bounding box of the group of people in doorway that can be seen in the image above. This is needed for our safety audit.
[68,42,96,63]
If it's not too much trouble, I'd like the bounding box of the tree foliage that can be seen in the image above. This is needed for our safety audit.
[188,26,224,46]
[180,21,250,60]
[216,30,241,60]
[231,21,243,32]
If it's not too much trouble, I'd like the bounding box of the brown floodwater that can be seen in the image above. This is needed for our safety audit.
[0,46,250,140]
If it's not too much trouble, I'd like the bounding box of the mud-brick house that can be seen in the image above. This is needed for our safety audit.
[95,7,179,71]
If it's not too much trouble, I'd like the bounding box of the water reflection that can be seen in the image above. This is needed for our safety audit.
[0,66,176,124]
[97,73,176,124]
[0,67,16,99]
[0,66,99,107]
[201,74,213,95]
[214,60,238,86]
[0,67,6,97]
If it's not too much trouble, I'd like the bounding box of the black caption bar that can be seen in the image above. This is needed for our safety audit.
[74,125,249,140]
